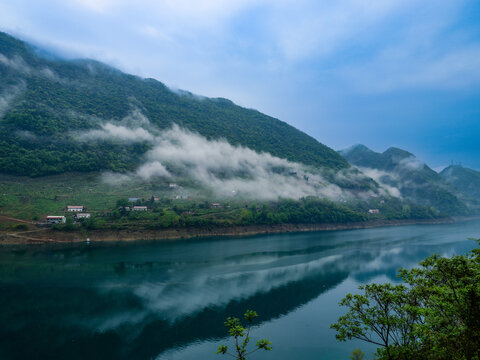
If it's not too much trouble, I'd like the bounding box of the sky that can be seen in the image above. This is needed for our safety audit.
[0,0,479,170]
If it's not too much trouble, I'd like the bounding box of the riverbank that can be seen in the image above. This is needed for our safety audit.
[0,217,463,245]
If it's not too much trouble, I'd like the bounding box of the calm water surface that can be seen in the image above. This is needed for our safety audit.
[1,220,480,360]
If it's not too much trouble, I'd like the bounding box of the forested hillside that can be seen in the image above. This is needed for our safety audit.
[0,32,347,177]
[440,165,480,212]
[339,145,470,215]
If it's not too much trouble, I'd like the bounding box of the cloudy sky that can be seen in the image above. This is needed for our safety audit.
[1,0,479,170]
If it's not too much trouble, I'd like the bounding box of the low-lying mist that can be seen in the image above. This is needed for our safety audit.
[0,82,25,118]
[74,110,394,201]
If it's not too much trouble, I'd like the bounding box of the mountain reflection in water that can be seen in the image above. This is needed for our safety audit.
[1,220,479,360]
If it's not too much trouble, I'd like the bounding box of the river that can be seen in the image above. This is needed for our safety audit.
[1,220,479,360]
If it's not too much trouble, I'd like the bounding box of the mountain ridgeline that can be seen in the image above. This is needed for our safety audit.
[339,145,473,216]
[0,31,347,177]
[440,165,480,212]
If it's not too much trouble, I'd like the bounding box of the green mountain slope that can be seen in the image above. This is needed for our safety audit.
[440,165,480,209]
[339,145,469,215]
[0,31,348,177]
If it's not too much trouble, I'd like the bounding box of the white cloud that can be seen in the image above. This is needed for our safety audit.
[342,43,480,93]
[75,109,156,142]
[77,122,156,142]
[0,82,25,118]
[137,124,345,200]
[72,0,120,13]
[358,167,402,198]
[398,156,425,171]
[266,0,413,61]
[136,161,171,180]
[2,0,478,98]
[0,54,32,73]
[73,110,378,201]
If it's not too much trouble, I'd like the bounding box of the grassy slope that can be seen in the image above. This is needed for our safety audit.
[0,173,190,220]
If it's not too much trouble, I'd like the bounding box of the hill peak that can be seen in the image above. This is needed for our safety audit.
[339,144,373,155]
[382,147,414,160]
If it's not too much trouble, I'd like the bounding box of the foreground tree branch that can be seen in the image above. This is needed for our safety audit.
[331,239,480,360]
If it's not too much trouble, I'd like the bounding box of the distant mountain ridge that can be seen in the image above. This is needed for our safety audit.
[340,145,417,171]
[0,31,348,177]
[339,145,470,215]
[440,165,480,211]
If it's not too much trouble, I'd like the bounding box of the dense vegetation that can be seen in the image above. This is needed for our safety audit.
[331,239,480,360]
[57,195,441,232]
[339,145,470,216]
[0,31,347,177]
[57,197,370,231]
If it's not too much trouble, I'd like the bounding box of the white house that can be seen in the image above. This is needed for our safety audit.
[46,216,66,224]
[132,206,148,211]
[174,195,189,200]
[368,209,380,214]
[75,213,91,219]
[67,205,84,212]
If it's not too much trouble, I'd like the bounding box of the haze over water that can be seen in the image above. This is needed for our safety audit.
[1,220,479,360]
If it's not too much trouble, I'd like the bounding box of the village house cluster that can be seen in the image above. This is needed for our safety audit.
[43,187,204,224]
[45,205,90,224]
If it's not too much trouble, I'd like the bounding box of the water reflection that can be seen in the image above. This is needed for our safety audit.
[0,221,479,360]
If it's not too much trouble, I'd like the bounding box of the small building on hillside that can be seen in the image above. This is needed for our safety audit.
[173,194,189,200]
[169,183,178,189]
[67,205,84,212]
[75,213,91,220]
[368,209,380,214]
[132,206,148,211]
[46,216,66,224]
[210,203,222,209]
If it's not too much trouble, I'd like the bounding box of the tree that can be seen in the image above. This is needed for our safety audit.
[217,310,272,360]
[331,239,480,360]
[350,349,365,360]
[158,210,180,228]
[64,216,75,231]
[116,198,129,208]
[12,223,28,231]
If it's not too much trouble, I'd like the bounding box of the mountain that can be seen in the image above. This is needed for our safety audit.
[339,145,418,172]
[440,165,480,209]
[0,31,348,177]
[339,145,469,215]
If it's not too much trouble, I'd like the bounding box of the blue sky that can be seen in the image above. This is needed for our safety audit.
[1,0,479,170]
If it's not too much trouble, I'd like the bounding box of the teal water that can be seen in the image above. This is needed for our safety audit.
[1,220,479,360]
